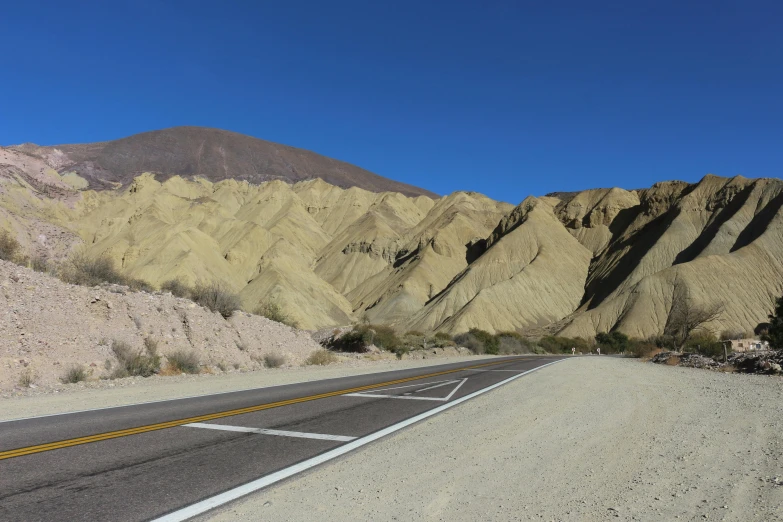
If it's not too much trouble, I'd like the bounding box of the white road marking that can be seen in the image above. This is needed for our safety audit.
[344,378,467,402]
[152,359,565,522]
[470,369,531,372]
[183,422,356,442]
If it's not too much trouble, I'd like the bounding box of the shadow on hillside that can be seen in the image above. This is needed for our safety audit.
[730,191,783,252]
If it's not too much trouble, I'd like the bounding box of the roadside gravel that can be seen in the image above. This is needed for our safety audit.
[207,357,783,522]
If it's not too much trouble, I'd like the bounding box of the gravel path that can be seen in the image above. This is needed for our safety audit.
[206,357,783,522]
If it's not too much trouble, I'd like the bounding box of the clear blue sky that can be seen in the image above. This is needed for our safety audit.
[1,1,781,202]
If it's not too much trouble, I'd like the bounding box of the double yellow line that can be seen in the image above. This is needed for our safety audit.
[0,359,513,461]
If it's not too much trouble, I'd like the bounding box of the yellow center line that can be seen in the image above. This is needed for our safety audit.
[0,358,518,461]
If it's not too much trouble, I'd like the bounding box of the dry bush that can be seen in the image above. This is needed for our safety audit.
[111,338,161,378]
[254,300,299,328]
[29,254,49,273]
[166,350,201,374]
[191,281,240,318]
[263,353,286,368]
[59,252,126,287]
[305,349,338,366]
[665,355,681,366]
[161,278,191,298]
[665,279,724,350]
[18,368,36,388]
[0,230,20,262]
[61,364,88,384]
[453,332,485,354]
[433,332,453,342]
[627,341,659,359]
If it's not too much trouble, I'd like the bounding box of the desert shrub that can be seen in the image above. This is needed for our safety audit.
[18,368,36,387]
[29,254,49,273]
[126,278,154,292]
[538,335,591,354]
[595,331,631,354]
[763,294,783,350]
[649,334,677,351]
[454,332,485,354]
[0,230,20,262]
[111,338,161,378]
[60,252,126,287]
[468,328,499,355]
[433,332,453,342]
[683,332,725,358]
[305,349,338,366]
[191,281,240,318]
[497,333,535,355]
[329,324,402,353]
[161,278,191,298]
[166,350,201,374]
[263,353,286,368]
[626,341,659,358]
[330,328,373,352]
[406,330,425,337]
[254,300,299,328]
[370,325,402,352]
[61,364,88,384]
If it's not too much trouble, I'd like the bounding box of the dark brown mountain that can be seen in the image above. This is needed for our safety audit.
[10,126,438,197]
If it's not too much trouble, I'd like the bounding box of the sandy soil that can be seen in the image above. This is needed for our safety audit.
[207,357,783,522]
[0,354,487,421]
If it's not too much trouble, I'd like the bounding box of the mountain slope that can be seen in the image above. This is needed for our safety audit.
[9,127,438,198]
[2,139,782,339]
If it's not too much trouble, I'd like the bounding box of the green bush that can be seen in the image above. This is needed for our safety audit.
[433,332,453,342]
[469,328,499,355]
[191,281,241,318]
[538,336,591,354]
[161,278,191,298]
[497,333,535,354]
[166,350,201,374]
[111,338,161,378]
[328,325,401,353]
[0,230,20,262]
[254,300,299,328]
[763,294,783,350]
[683,332,725,358]
[595,331,631,354]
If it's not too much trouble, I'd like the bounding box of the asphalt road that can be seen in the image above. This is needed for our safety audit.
[0,355,565,521]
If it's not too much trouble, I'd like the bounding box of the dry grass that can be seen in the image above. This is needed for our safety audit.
[665,355,682,366]
[60,364,88,384]
[263,353,286,368]
[110,338,161,378]
[305,349,338,366]
[191,281,241,319]
[18,368,36,388]
[254,301,299,328]
[166,350,201,374]
[0,230,20,262]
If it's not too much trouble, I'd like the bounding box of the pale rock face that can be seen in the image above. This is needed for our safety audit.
[1,143,782,339]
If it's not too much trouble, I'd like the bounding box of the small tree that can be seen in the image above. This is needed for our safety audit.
[664,280,724,351]
[0,230,21,261]
[762,295,783,350]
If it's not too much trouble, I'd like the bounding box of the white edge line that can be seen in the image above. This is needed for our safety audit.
[152,358,566,522]
[183,423,356,442]
[0,357,507,424]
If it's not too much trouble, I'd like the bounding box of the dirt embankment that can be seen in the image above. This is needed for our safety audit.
[208,357,783,522]
[0,260,326,391]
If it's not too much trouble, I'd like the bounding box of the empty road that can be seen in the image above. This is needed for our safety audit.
[0,355,565,521]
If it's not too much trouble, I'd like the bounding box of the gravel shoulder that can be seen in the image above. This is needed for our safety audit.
[0,354,490,421]
[207,357,783,522]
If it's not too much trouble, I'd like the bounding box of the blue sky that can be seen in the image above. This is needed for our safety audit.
[1,1,781,203]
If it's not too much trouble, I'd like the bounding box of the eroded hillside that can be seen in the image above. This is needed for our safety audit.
[2,143,782,339]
